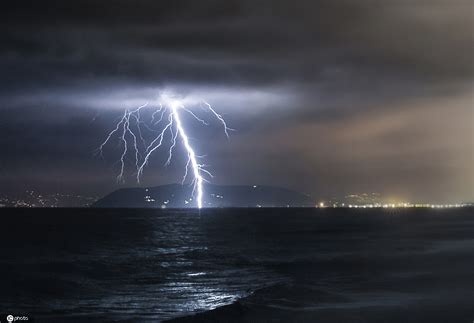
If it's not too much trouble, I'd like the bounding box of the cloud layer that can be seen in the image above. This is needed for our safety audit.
[0,0,472,202]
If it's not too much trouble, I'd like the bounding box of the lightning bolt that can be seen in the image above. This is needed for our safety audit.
[170,101,204,208]
[203,100,234,138]
[97,94,230,208]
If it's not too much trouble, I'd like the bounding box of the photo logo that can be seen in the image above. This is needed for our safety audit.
[5,315,29,322]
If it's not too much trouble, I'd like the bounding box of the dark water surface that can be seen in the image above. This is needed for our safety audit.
[1,208,473,322]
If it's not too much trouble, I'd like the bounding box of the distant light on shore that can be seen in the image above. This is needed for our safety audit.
[316,202,471,209]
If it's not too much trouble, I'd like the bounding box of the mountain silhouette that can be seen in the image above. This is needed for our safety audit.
[92,184,314,208]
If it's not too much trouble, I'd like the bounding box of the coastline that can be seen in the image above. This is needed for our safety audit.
[165,281,474,323]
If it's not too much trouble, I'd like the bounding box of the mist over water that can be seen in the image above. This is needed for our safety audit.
[1,208,474,322]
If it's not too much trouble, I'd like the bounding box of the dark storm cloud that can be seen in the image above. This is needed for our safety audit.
[1,0,471,88]
[0,0,472,201]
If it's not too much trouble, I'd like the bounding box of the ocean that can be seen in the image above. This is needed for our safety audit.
[1,208,473,322]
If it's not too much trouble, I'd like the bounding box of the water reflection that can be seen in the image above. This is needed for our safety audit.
[3,208,472,322]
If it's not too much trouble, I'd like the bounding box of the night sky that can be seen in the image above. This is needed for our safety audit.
[0,0,472,203]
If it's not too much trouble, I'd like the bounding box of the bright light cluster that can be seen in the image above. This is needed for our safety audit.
[316,202,470,209]
[96,94,232,208]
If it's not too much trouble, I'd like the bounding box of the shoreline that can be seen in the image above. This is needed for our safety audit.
[165,281,474,323]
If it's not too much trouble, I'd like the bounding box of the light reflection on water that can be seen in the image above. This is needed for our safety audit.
[0,209,286,321]
[3,208,473,322]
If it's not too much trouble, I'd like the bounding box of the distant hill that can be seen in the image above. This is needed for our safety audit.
[92,184,314,208]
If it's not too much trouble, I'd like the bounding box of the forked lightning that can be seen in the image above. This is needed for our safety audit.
[97,94,232,208]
